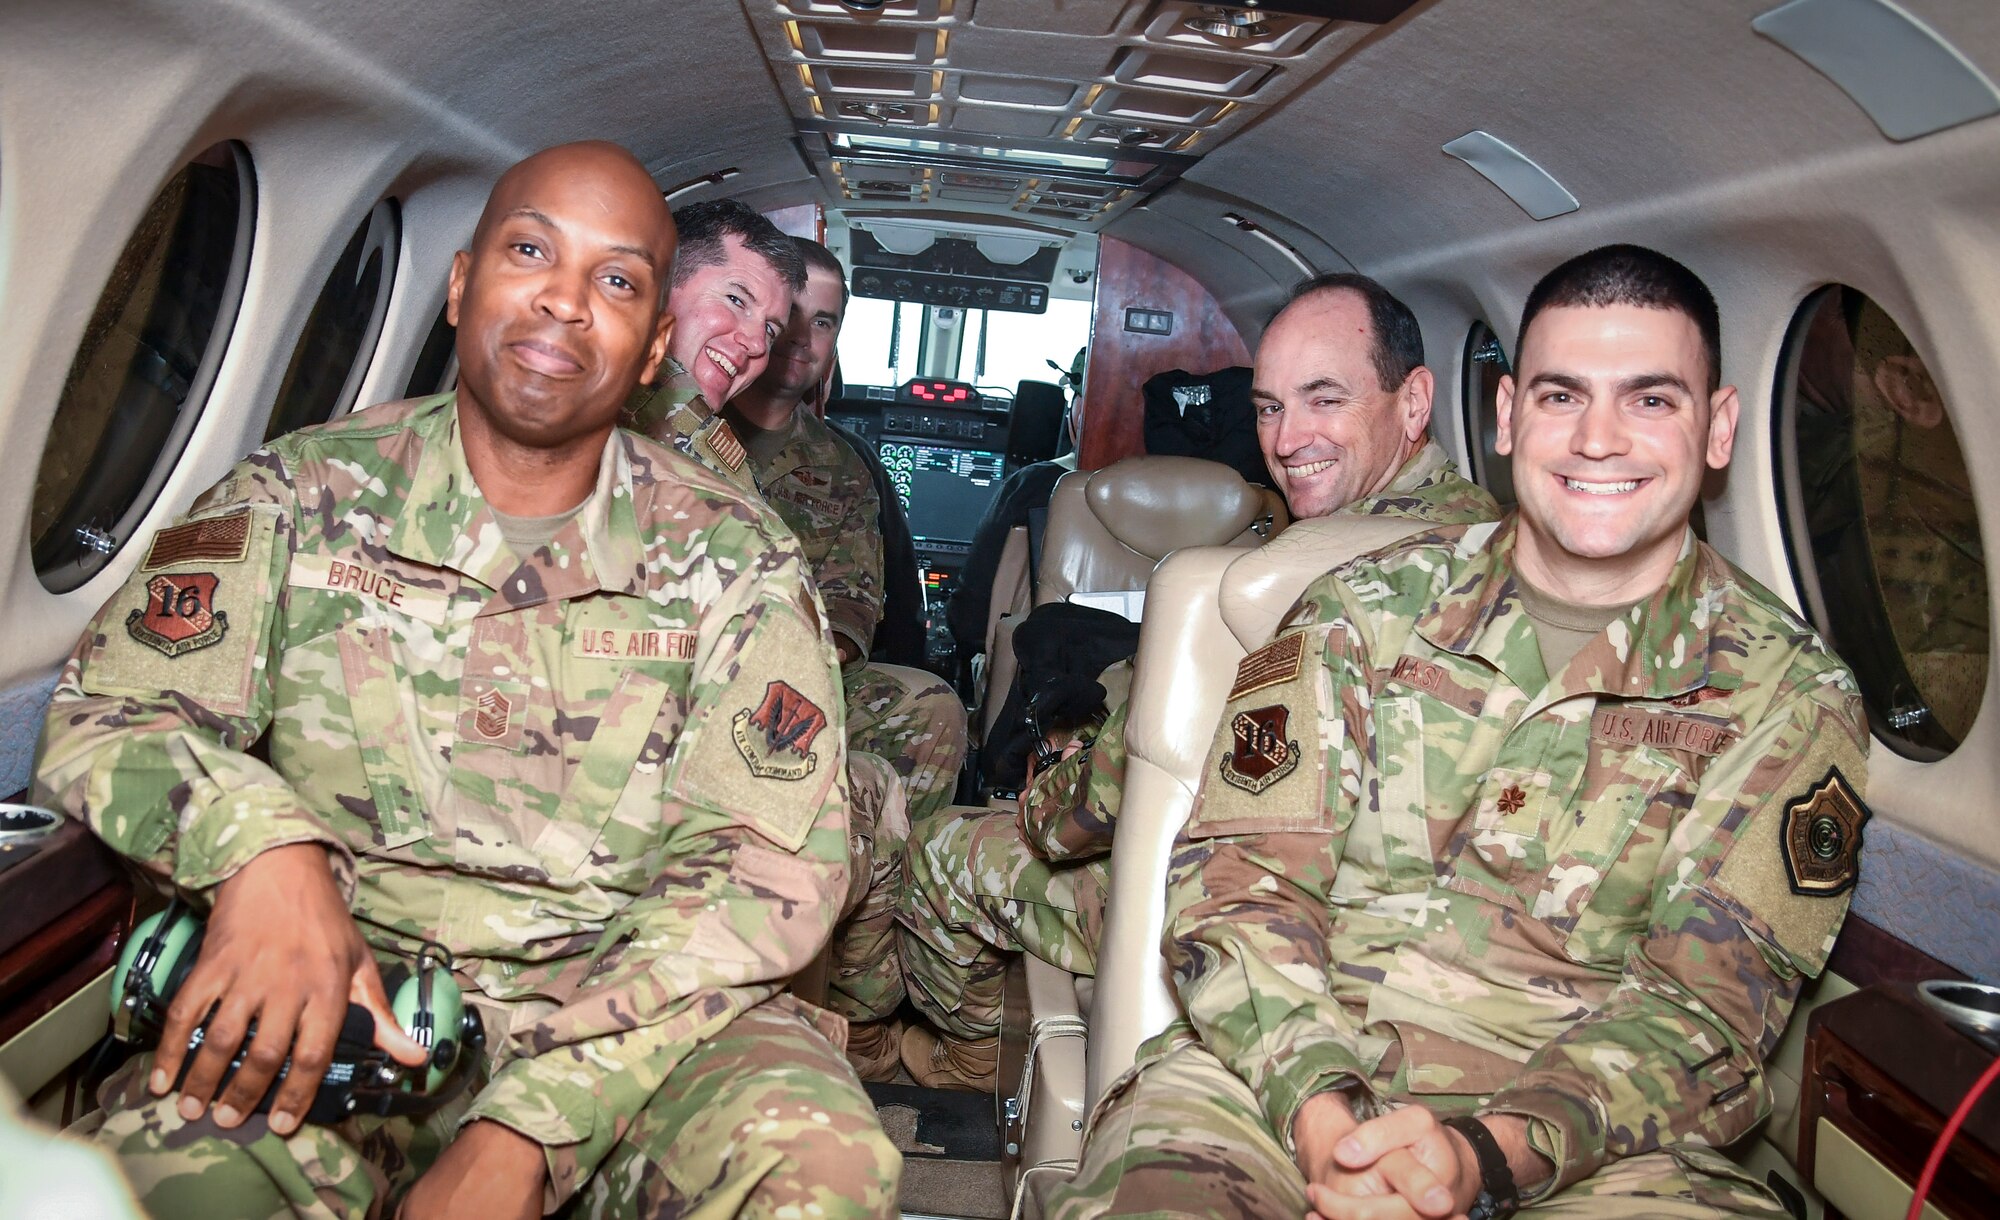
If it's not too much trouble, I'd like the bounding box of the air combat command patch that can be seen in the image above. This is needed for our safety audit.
[126,572,229,658]
[733,679,827,780]
[1781,765,1869,896]
[1219,704,1300,795]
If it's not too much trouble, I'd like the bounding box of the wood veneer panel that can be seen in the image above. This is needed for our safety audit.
[1827,915,1966,990]
[1077,236,1250,471]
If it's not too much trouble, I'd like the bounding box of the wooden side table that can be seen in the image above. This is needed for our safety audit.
[1799,984,2000,1219]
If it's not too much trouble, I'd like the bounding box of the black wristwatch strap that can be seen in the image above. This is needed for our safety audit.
[1442,1115,1520,1220]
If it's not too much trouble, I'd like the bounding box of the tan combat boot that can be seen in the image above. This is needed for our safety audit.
[844,1019,903,1083]
[900,1022,998,1092]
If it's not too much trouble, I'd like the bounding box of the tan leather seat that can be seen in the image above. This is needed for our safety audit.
[1035,457,1281,608]
[1083,512,1445,1108]
[975,526,1033,747]
[996,457,1284,1213]
[981,457,1283,745]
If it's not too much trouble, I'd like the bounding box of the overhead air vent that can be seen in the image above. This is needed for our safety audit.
[1183,6,1273,40]
[1440,131,1579,221]
[1087,123,1183,149]
[1753,0,2000,141]
[839,100,926,125]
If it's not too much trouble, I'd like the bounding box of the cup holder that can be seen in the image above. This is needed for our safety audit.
[1917,979,2000,1039]
[0,804,61,842]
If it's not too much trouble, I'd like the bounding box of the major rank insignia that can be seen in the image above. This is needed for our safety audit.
[733,680,827,781]
[1781,766,1870,896]
[1219,704,1299,795]
[126,572,228,658]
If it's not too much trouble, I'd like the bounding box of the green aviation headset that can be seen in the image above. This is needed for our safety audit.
[110,902,486,1123]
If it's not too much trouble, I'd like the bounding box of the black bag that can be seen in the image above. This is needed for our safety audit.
[1140,366,1269,488]
[982,602,1141,790]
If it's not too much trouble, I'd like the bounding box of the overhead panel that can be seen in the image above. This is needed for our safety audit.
[735,0,1391,234]
[1752,0,2000,141]
[1440,130,1580,221]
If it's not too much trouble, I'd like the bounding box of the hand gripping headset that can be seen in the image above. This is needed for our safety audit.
[110,902,486,1124]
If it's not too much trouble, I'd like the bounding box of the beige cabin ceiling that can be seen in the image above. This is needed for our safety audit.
[21,0,1992,322]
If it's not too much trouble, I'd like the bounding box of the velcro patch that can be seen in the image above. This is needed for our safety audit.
[703,420,747,472]
[126,572,229,657]
[573,627,697,661]
[1781,766,1869,896]
[289,553,451,625]
[1217,704,1300,795]
[1389,657,1486,717]
[1229,633,1304,701]
[142,510,251,569]
[732,680,827,781]
[471,689,514,740]
[1591,707,1736,757]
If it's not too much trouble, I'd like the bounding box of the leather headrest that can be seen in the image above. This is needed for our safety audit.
[1220,514,1438,649]
[1086,457,1264,561]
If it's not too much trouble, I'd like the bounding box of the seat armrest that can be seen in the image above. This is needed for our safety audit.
[1087,545,1246,1109]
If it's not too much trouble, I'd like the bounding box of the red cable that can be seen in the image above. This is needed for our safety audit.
[1905,1048,2000,1220]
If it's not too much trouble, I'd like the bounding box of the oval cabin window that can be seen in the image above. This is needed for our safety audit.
[32,141,255,593]
[1461,321,1515,506]
[1778,285,1987,759]
[264,198,400,440]
[404,302,457,399]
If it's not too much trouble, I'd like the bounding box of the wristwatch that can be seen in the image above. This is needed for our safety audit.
[1441,1115,1520,1220]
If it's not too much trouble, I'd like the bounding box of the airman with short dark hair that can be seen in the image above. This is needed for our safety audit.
[1048,245,1868,1220]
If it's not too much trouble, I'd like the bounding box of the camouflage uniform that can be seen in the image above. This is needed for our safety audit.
[900,445,1497,1044]
[626,356,758,495]
[1049,518,1869,1218]
[36,394,898,1219]
[742,403,968,824]
[739,402,969,1024]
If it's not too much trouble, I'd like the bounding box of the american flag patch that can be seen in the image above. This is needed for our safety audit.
[1228,633,1305,701]
[142,510,251,569]
[705,421,747,472]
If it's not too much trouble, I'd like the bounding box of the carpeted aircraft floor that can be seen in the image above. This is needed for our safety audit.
[867,1081,1008,1219]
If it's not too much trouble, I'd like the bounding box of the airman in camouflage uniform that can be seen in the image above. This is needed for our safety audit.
[672,229,967,1068]
[1051,248,1869,1219]
[897,441,1497,1069]
[739,394,970,1026]
[37,143,897,1220]
[732,355,969,828]
[628,354,759,495]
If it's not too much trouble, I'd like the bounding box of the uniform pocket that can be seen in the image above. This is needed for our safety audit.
[334,620,431,849]
[1367,691,1438,887]
[1532,744,1678,958]
[532,667,673,877]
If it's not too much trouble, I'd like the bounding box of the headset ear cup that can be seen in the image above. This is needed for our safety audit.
[157,918,205,1008]
[111,905,206,1043]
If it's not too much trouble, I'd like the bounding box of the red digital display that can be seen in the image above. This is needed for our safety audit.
[902,379,979,405]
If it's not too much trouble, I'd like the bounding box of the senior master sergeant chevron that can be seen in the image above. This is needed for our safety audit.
[1049,244,1872,1220]
[35,141,897,1220]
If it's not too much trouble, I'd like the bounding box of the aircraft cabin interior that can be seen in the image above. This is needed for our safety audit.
[1,1,1997,1218]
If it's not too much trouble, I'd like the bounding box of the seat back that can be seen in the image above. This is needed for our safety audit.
[1084,512,1444,1108]
[1036,457,1280,608]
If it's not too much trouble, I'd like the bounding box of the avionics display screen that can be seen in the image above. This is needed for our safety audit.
[879,438,1007,546]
